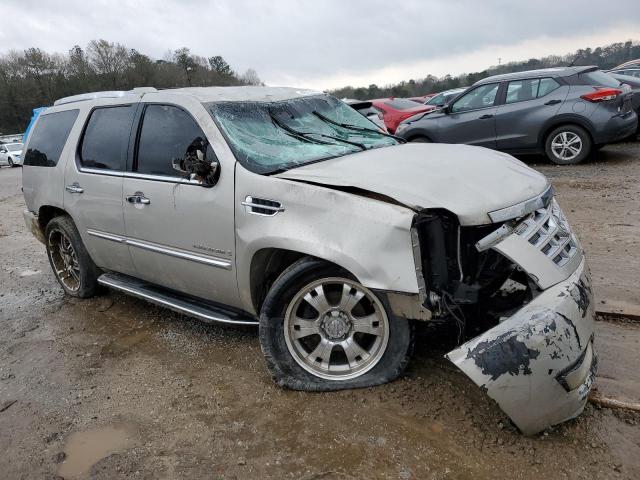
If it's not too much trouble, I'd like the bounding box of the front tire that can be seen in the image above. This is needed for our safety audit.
[45,215,100,298]
[259,257,414,391]
[409,136,431,143]
[8,158,14,167]
[545,125,591,165]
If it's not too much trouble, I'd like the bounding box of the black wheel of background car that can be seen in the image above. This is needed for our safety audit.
[544,125,592,165]
[259,257,414,391]
[8,158,14,167]
[45,215,100,298]
[408,136,431,143]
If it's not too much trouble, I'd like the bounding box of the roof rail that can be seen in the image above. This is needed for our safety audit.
[54,87,158,106]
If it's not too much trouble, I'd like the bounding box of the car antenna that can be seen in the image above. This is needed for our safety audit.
[568,53,582,67]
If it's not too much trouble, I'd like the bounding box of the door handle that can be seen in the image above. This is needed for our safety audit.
[478,114,494,119]
[65,182,84,194]
[126,192,151,205]
[544,99,562,105]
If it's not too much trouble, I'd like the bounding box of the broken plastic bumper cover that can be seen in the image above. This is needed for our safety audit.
[446,257,596,435]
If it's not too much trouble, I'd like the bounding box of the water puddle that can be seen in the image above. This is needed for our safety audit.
[57,425,136,479]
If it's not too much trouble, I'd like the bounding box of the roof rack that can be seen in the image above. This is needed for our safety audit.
[54,87,158,106]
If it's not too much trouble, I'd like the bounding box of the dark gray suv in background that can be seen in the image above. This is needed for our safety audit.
[396,66,637,164]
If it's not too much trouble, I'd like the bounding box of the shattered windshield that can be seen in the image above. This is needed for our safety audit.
[208,95,397,174]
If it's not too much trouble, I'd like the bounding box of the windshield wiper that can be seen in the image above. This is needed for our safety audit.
[269,111,366,151]
[312,110,406,143]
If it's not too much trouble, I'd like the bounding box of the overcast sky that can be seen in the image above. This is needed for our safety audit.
[2,0,639,90]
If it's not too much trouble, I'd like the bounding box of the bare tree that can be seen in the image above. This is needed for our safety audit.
[87,39,130,88]
[241,68,262,86]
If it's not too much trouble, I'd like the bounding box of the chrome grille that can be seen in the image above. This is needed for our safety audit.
[513,199,578,267]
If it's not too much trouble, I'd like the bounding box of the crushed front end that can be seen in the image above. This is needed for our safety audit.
[413,188,596,435]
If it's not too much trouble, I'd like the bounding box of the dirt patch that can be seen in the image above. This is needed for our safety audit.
[1,142,640,479]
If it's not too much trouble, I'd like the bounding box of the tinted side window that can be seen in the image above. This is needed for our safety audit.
[23,109,79,167]
[80,106,135,170]
[136,105,206,177]
[451,84,499,113]
[506,79,540,104]
[537,78,560,97]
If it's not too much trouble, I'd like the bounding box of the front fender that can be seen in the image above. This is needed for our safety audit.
[235,164,419,314]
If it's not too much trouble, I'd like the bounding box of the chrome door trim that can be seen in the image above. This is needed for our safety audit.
[79,167,125,177]
[87,228,126,243]
[86,228,232,270]
[78,167,203,185]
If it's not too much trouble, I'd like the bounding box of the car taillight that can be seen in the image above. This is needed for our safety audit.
[580,87,622,102]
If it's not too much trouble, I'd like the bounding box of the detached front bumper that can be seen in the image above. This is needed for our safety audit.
[447,257,596,435]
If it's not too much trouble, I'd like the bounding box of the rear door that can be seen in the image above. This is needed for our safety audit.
[122,99,239,307]
[64,102,138,275]
[437,83,500,147]
[495,77,569,150]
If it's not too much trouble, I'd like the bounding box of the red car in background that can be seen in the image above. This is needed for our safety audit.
[370,98,432,133]
[408,93,436,103]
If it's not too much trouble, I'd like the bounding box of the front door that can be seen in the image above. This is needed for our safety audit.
[438,82,501,148]
[122,102,239,307]
[64,103,138,275]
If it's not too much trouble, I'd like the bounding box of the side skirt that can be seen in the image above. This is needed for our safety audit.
[98,272,258,326]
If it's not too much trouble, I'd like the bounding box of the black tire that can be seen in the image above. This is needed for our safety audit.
[259,257,414,391]
[544,125,592,165]
[8,158,14,167]
[409,136,431,143]
[45,215,100,298]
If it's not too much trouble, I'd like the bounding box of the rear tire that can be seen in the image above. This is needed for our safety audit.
[45,215,100,298]
[259,257,414,391]
[544,125,591,165]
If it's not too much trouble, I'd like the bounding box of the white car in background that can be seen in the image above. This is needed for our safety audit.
[0,143,23,167]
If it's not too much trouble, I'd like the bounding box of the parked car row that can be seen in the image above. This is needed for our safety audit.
[347,66,638,165]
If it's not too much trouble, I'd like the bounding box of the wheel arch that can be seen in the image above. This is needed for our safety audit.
[37,205,69,237]
[406,133,434,143]
[249,248,353,315]
[539,116,596,149]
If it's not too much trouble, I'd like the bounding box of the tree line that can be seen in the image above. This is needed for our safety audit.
[0,39,262,134]
[330,40,640,100]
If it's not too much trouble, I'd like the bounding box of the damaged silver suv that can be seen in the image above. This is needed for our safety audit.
[22,87,596,434]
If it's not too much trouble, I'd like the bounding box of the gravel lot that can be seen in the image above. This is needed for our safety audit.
[1,142,639,479]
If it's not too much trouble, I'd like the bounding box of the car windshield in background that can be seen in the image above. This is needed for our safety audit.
[6,143,22,151]
[425,93,445,105]
[384,98,422,110]
[209,95,397,174]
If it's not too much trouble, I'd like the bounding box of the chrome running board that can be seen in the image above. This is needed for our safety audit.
[97,272,258,326]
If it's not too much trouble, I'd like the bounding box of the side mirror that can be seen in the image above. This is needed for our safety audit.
[172,157,187,173]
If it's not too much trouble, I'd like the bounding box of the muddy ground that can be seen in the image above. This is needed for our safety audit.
[1,141,640,480]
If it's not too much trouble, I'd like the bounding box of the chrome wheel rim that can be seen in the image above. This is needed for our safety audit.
[551,131,582,161]
[48,229,81,292]
[284,277,389,380]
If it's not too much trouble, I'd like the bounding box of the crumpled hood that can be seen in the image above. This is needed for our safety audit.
[275,143,549,225]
